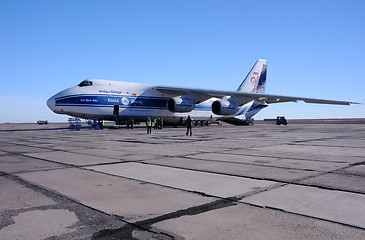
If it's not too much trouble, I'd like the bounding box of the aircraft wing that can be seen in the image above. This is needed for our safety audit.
[155,86,359,106]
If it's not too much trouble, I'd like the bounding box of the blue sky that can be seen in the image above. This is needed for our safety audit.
[1,0,364,123]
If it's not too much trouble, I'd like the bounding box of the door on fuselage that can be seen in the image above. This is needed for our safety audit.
[113,104,119,115]
[113,104,120,124]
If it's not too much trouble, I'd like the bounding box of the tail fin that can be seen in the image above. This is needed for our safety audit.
[237,59,267,93]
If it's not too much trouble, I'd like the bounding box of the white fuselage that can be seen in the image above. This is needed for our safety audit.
[47,79,252,125]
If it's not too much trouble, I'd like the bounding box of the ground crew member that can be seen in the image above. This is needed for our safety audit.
[186,115,193,136]
[130,118,134,129]
[154,118,158,129]
[98,119,104,130]
[158,117,163,129]
[146,117,152,134]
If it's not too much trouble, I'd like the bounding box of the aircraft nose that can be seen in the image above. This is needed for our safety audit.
[47,95,56,111]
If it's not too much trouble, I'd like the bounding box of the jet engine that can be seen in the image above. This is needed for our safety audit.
[211,99,239,115]
[167,97,195,112]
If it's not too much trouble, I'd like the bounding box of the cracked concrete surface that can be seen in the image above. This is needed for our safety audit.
[0,123,364,239]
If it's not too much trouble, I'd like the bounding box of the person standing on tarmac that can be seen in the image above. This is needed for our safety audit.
[153,118,158,129]
[130,118,134,129]
[186,115,193,136]
[146,117,152,134]
[98,119,104,130]
[158,117,162,129]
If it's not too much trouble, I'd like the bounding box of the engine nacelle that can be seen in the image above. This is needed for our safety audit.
[212,99,239,115]
[167,97,195,112]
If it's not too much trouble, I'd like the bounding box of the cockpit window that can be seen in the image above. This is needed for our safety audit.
[78,80,93,87]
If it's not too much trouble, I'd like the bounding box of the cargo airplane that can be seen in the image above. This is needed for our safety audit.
[47,59,357,126]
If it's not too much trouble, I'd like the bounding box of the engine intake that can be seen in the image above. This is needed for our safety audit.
[212,99,239,115]
[167,97,195,112]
